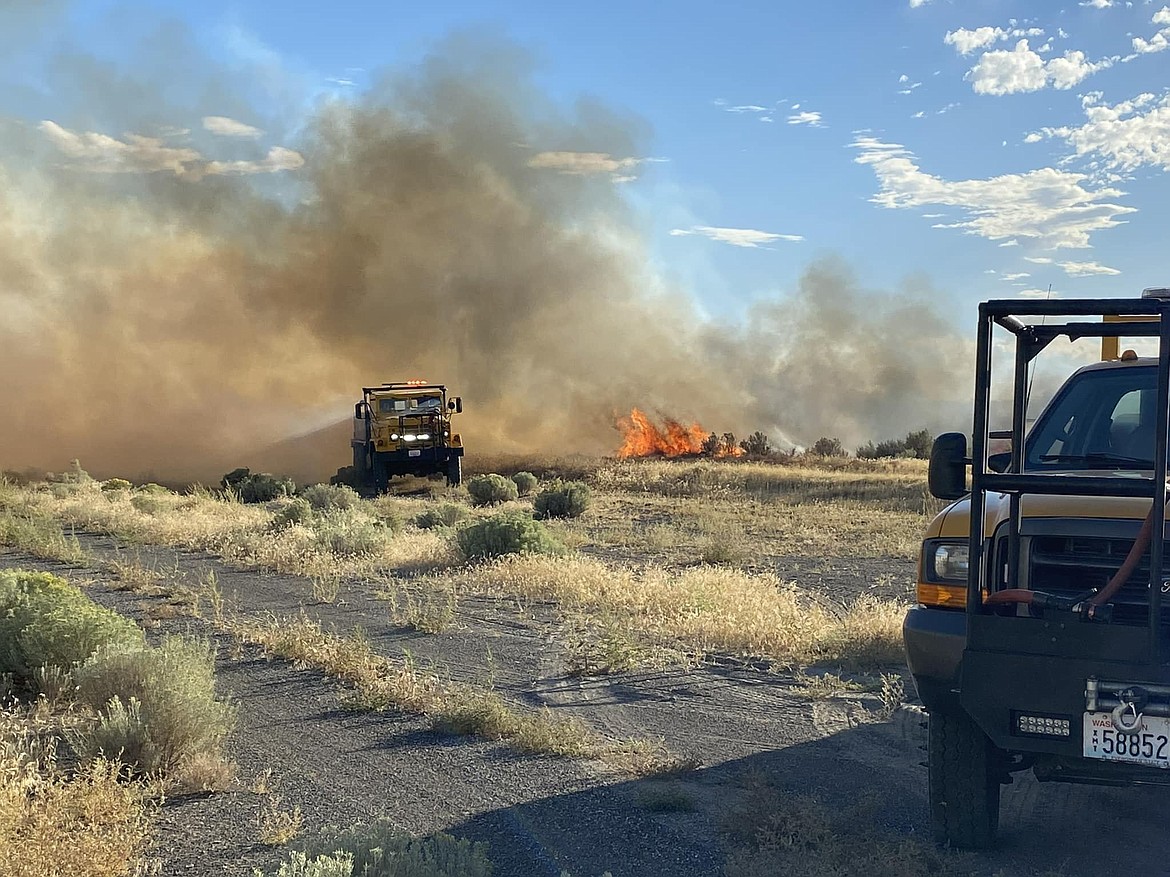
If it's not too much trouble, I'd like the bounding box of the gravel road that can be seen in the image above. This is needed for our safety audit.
[6,539,1169,877]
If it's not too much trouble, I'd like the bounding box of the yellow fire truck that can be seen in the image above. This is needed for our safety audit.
[332,382,463,491]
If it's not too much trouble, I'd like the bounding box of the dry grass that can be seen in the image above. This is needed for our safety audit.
[258,794,303,846]
[566,490,926,562]
[0,505,87,564]
[722,779,965,877]
[6,483,455,580]
[229,614,680,773]
[4,460,915,672]
[433,554,905,670]
[0,706,153,877]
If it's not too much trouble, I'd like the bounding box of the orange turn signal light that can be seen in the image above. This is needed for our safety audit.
[917,583,968,608]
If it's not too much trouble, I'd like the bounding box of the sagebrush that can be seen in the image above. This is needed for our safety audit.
[0,570,143,687]
[71,635,236,779]
[466,474,518,506]
[533,480,591,519]
[454,513,562,561]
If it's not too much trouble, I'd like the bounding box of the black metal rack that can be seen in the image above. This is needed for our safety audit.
[969,298,1170,664]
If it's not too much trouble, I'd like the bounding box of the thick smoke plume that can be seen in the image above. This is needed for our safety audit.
[0,16,972,482]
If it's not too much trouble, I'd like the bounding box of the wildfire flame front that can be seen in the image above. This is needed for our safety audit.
[615,408,744,459]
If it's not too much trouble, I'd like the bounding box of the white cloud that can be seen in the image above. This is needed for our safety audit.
[1058,260,1122,275]
[205,146,304,175]
[1025,256,1054,263]
[899,74,909,83]
[40,121,203,176]
[1133,7,1170,53]
[1019,288,1059,297]
[909,0,932,6]
[999,239,1021,247]
[945,26,1046,56]
[1080,0,1113,7]
[945,27,1008,55]
[1032,91,1170,173]
[967,39,1112,95]
[527,151,642,179]
[1003,272,1032,280]
[852,135,1136,249]
[787,110,823,127]
[201,116,263,138]
[670,226,803,248]
[39,120,302,179]
[912,110,926,118]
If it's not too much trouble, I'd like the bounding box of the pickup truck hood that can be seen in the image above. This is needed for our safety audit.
[931,470,1157,539]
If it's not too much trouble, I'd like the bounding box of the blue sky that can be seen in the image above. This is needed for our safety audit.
[7,0,1170,325]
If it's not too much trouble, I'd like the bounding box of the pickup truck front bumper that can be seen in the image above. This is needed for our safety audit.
[903,606,965,712]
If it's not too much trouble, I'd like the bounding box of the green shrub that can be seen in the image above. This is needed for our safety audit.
[466,474,519,507]
[272,498,313,530]
[373,506,404,534]
[0,570,143,685]
[739,431,772,457]
[810,437,847,457]
[414,503,469,530]
[129,494,166,515]
[136,482,170,495]
[101,478,132,493]
[47,459,91,485]
[533,480,591,519]
[511,471,538,496]
[282,820,491,877]
[267,852,354,877]
[221,467,251,490]
[71,636,236,776]
[312,511,392,557]
[238,473,297,504]
[454,512,562,561]
[300,484,360,512]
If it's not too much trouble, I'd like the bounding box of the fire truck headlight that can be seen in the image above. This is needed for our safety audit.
[417,433,431,441]
[390,433,399,441]
[403,434,417,442]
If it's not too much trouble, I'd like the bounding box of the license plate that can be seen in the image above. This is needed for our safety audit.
[408,450,421,457]
[1083,712,1170,768]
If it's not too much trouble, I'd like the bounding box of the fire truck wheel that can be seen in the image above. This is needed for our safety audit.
[446,457,461,488]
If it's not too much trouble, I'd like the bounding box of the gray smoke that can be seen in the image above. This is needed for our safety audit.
[0,19,972,482]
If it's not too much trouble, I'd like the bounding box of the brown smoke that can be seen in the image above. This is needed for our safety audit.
[0,21,972,483]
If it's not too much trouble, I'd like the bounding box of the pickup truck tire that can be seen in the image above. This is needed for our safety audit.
[928,709,1000,849]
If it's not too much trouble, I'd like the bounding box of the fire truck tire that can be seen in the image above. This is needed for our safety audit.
[446,457,461,488]
[928,709,1000,849]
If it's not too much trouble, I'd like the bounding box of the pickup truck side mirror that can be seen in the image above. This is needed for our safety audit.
[929,432,969,500]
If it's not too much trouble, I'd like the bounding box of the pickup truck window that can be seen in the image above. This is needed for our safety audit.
[1025,366,1158,470]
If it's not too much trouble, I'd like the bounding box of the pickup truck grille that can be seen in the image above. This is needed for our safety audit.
[1025,534,1170,627]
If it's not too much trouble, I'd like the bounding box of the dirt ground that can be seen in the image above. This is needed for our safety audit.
[6,536,1170,877]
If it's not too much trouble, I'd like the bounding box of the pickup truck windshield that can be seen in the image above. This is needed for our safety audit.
[1025,365,1159,471]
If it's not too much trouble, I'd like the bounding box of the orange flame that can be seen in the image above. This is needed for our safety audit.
[616,408,745,459]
